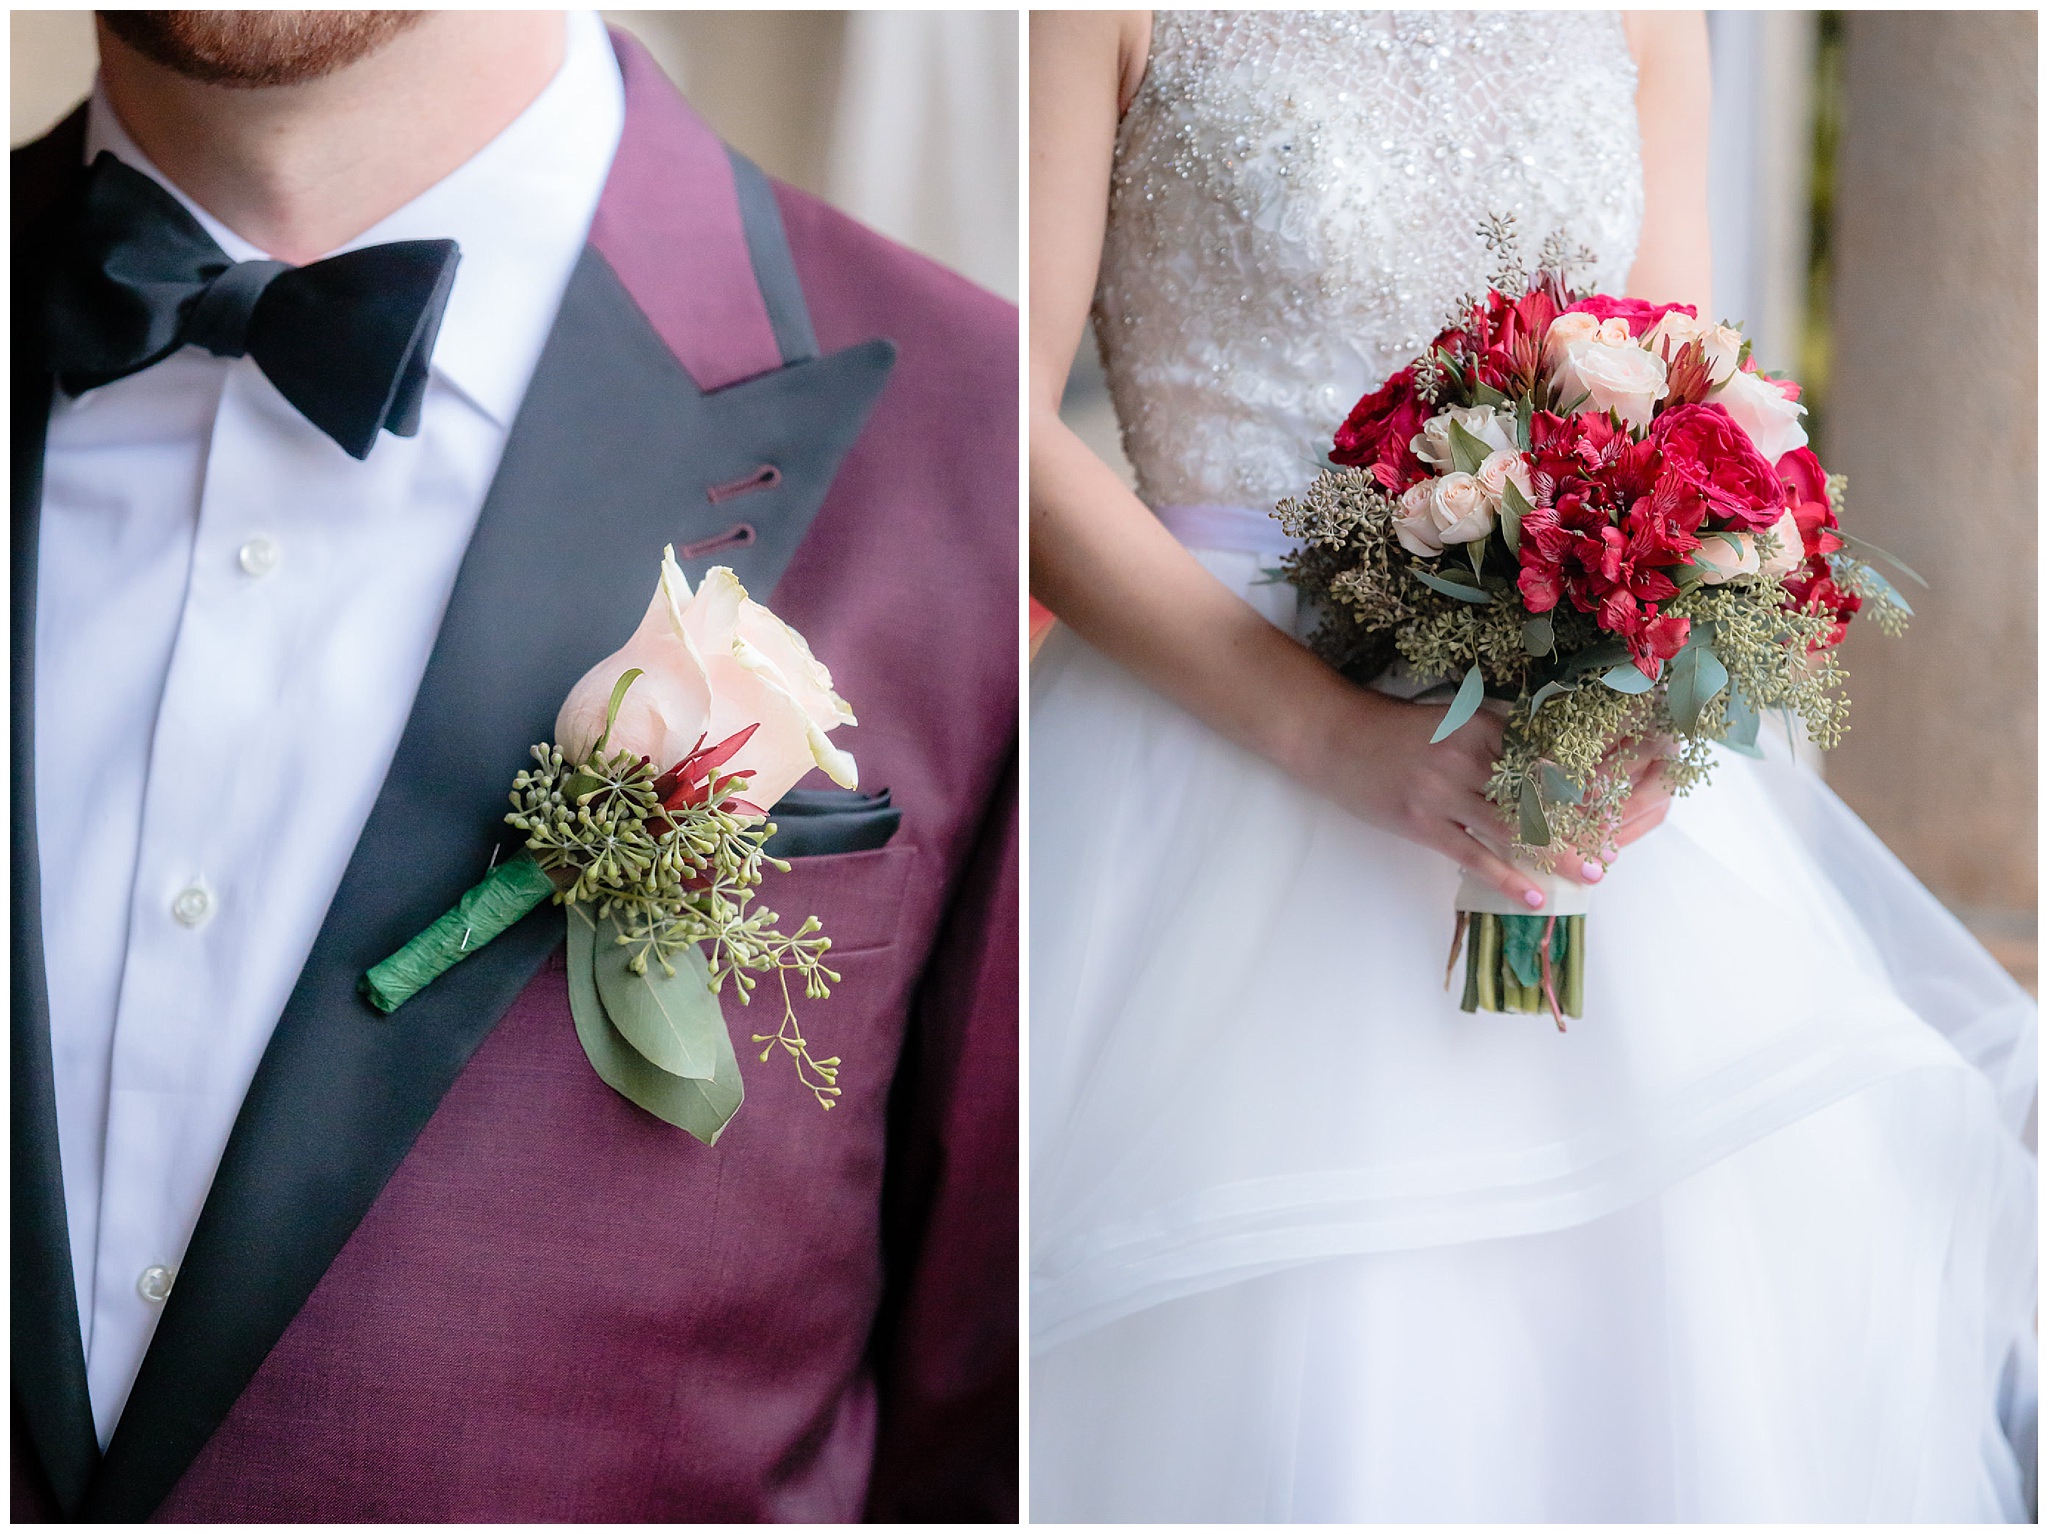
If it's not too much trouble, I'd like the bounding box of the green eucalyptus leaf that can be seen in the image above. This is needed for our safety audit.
[566,909,743,1146]
[1664,648,1701,730]
[1500,911,1546,987]
[1538,762,1585,805]
[1695,644,1730,715]
[1518,778,1552,847]
[1560,638,1636,677]
[590,667,644,760]
[1514,396,1533,451]
[1447,419,1493,476]
[1834,529,1928,588]
[1411,566,1494,604]
[1853,561,1915,617]
[1499,478,1533,556]
[594,922,727,1081]
[1721,685,1764,757]
[1431,664,1487,744]
[1521,614,1554,656]
[1601,661,1658,694]
[1528,680,1573,715]
[1473,382,1512,409]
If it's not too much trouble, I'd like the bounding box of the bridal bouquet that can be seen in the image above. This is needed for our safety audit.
[362,547,857,1143]
[1275,221,1914,1026]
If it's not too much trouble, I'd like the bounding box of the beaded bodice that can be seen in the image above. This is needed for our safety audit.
[1096,11,1644,511]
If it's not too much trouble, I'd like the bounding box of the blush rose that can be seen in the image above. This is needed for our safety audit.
[556,546,858,810]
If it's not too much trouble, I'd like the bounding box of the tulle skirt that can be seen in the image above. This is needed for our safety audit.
[1028,551,2036,1521]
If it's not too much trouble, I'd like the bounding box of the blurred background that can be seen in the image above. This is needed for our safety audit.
[8,10,1019,302]
[1055,10,2037,989]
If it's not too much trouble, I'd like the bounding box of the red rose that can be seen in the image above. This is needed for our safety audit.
[1565,294,1696,338]
[1650,403,1785,534]
[1331,367,1431,491]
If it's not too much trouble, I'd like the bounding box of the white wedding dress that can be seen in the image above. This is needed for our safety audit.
[1031,12,2036,1521]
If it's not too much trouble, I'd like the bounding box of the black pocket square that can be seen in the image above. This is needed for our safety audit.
[761,788,900,857]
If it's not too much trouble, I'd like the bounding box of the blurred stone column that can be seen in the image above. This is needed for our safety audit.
[1823,11,2036,985]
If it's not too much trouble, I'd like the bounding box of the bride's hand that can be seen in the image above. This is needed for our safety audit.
[1290,686,1610,911]
[1609,740,1675,853]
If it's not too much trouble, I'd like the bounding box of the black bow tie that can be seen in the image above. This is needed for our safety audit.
[41,152,460,460]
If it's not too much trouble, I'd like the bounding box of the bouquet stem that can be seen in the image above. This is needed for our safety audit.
[360,852,558,1014]
[1455,912,1585,1028]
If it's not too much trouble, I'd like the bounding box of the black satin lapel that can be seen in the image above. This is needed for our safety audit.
[729,148,818,366]
[85,246,895,1520]
[12,176,101,1513]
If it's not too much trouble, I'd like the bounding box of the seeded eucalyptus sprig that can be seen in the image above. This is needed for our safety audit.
[362,666,844,1117]
[1276,462,1887,866]
[504,729,841,1111]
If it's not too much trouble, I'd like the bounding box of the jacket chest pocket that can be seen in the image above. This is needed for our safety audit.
[761,842,918,957]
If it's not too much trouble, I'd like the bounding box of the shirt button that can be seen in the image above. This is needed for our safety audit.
[171,886,214,927]
[137,1266,175,1304]
[238,535,281,577]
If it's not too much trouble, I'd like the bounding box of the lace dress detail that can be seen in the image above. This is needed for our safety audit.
[1096,10,1644,513]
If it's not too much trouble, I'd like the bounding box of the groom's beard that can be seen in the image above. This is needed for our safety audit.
[96,10,427,88]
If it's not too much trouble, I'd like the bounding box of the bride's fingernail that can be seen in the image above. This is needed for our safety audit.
[1522,888,1545,909]
[1581,861,1604,882]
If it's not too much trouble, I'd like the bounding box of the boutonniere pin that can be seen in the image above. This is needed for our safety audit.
[361,546,858,1144]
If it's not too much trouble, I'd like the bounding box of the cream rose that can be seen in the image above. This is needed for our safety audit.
[1393,480,1445,556]
[1640,309,1703,356]
[1692,530,1761,585]
[1758,505,1807,578]
[556,546,858,809]
[1710,367,1809,461]
[1641,312,1746,383]
[1474,448,1536,509]
[1411,404,1518,473]
[1543,311,1602,365]
[1596,315,1633,346]
[1427,471,1495,545]
[1565,341,1668,430]
[1698,323,1746,382]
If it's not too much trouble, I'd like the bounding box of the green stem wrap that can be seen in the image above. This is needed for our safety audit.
[360,852,557,1014]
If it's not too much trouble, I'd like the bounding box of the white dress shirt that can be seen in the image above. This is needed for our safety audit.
[35,11,624,1446]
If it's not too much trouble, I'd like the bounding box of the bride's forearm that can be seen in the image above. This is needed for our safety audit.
[1030,406,1578,906]
[1028,405,1362,786]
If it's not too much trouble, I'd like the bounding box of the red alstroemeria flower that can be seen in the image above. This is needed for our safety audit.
[1773,444,1857,647]
[1783,565,1862,650]
[1775,446,1844,560]
[1517,439,1701,673]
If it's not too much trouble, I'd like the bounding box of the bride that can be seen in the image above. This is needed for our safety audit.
[1028,10,2035,1521]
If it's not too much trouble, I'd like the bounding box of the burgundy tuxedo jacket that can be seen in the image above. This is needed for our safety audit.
[12,33,1017,1522]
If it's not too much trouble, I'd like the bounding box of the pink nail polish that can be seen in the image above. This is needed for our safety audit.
[1581,861,1604,882]
[1522,889,1545,909]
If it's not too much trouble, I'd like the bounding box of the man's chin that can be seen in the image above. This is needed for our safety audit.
[97,10,427,89]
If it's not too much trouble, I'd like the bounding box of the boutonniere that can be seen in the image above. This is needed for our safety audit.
[361,546,859,1145]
